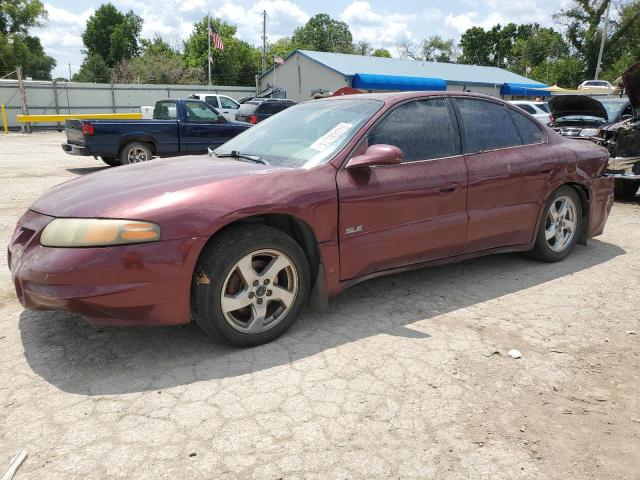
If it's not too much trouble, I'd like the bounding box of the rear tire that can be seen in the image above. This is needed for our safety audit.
[191,224,310,347]
[613,179,639,199]
[119,142,153,165]
[531,186,582,262]
[100,156,121,167]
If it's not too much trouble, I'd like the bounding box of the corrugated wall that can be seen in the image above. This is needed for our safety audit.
[0,80,256,129]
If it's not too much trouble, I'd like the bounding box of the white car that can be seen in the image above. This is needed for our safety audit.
[578,80,616,91]
[187,93,241,121]
[508,101,552,124]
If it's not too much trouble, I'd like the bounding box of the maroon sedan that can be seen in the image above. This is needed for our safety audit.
[8,92,614,347]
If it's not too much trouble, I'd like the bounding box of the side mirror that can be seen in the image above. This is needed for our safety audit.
[346,144,403,169]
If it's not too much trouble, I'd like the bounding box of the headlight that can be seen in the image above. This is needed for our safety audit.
[40,218,161,247]
[579,128,600,137]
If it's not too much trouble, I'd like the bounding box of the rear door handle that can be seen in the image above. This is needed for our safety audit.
[438,184,458,194]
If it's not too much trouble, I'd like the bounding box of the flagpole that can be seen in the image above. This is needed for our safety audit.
[273,57,276,98]
[207,14,212,86]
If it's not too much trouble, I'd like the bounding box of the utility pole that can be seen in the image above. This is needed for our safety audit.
[68,62,72,81]
[16,67,30,133]
[595,0,611,80]
[208,13,212,86]
[261,10,267,74]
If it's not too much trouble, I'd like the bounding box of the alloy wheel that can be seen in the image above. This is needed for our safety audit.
[127,146,149,163]
[220,249,298,334]
[544,195,578,252]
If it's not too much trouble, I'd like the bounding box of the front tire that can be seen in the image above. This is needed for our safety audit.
[614,179,639,199]
[191,225,310,347]
[119,142,153,165]
[531,186,582,262]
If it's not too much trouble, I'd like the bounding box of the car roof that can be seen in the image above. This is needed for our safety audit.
[313,91,508,106]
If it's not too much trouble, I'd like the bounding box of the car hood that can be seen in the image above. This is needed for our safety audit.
[30,156,281,220]
[548,95,608,120]
[623,61,640,109]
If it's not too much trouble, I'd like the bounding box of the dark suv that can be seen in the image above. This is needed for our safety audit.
[235,99,296,124]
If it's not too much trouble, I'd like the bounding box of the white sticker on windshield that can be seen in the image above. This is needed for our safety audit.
[309,123,353,151]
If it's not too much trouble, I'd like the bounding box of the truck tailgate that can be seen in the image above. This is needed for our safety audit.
[64,119,85,145]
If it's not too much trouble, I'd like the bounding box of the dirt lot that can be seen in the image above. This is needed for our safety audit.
[0,132,639,479]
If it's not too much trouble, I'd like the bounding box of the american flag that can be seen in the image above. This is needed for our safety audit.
[209,25,224,50]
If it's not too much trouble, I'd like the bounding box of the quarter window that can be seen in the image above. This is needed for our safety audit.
[368,98,460,162]
[508,109,545,145]
[454,98,522,154]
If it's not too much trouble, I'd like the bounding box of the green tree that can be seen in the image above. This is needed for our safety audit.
[81,3,142,67]
[422,36,457,62]
[268,37,296,66]
[372,48,391,58]
[112,36,205,84]
[72,53,111,82]
[0,0,55,79]
[509,26,569,75]
[530,58,584,88]
[601,0,640,82]
[182,16,260,86]
[554,0,611,79]
[291,14,353,53]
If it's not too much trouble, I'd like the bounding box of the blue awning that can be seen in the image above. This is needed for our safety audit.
[501,83,550,96]
[352,73,447,91]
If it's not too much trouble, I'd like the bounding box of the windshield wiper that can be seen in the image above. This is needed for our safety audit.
[214,150,267,165]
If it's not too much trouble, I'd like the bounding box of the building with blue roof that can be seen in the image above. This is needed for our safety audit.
[258,50,549,102]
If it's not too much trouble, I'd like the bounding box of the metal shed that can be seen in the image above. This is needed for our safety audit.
[258,50,548,103]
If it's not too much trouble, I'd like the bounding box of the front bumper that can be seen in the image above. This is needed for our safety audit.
[8,210,206,326]
[61,143,90,156]
[605,157,640,180]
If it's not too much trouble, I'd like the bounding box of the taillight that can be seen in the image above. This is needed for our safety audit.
[248,115,257,124]
[82,122,94,135]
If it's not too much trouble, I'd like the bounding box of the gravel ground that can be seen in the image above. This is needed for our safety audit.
[1,132,639,479]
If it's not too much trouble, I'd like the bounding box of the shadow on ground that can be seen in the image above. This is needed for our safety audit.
[66,166,110,175]
[19,239,625,395]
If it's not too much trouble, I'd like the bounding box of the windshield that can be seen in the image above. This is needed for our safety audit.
[600,100,628,120]
[215,99,383,168]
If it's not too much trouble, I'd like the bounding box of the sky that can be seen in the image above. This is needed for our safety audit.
[35,0,570,79]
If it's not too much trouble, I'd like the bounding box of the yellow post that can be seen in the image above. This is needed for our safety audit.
[1,105,7,134]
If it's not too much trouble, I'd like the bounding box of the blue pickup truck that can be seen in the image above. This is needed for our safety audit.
[61,98,252,166]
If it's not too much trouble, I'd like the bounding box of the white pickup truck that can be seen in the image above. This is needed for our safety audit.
[140,94,242,122]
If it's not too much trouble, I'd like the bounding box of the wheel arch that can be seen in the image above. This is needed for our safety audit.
[118,135,158,156]
[542,181,590,246]
[194,213,322,289]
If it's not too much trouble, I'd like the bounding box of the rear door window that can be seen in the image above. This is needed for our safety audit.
[508,109,545,145]
[453,98,522,154]
[205,96,219,108]
[368,98,460,162]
